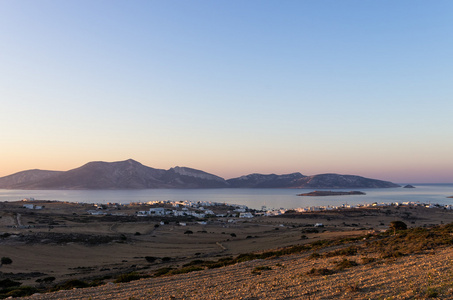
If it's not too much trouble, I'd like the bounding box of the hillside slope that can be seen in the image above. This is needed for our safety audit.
[23,244,453,299]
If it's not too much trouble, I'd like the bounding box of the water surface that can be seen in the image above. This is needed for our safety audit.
[1,184,452,210]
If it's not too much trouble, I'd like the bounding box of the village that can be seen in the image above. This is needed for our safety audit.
[20,197,453,222]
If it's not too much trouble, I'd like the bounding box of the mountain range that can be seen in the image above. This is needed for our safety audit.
[0,159,400,190]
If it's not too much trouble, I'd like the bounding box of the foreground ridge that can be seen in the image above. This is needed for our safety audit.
[22,221,453,299]
[24,242,453,299]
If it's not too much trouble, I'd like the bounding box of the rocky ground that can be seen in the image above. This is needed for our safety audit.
[22,246,453,299]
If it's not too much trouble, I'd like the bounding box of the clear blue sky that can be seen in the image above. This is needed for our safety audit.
[1,1,452,183]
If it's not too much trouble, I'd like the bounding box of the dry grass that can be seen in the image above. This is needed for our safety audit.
[2,200,453,299]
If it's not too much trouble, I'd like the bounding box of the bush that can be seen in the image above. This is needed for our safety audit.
[154,267,174,277]
[389,221,407,233]
[115,272,146,283]
[0,279,21,288]
[325,246,358,257]
[335,259,358,270]
[308,252,321,260]
[361,257,376,264]
[3,286,38,298]
[254,266,272,271]
[170,266,204,275]
[251,266,272,275]
[1,257,12,265]
[36,276,55,284]
[58,279,90,290]
[183,259,205,267]
[307,268,334,276]
[145,256,157,263]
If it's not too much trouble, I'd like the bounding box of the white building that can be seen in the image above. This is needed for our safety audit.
[149,207,166,216]
[23,204,42,210]
[239,212,254,218]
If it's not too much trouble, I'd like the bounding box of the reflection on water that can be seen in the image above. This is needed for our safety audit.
[0,184,452,210]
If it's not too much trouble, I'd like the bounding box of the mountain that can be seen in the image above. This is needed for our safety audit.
[19,159,168,189]
[0,160,400,190]
[161,167,229,188]
[0,169,62,189]
[227,172,399,189]
[0,159,228,190]
[293,173,400,189]
[226,173,306,188]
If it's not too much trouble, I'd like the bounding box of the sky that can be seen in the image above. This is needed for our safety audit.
[1,1,452,183]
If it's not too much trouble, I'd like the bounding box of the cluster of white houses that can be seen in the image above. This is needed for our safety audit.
[136,200,254,218]
[21,197,453,218]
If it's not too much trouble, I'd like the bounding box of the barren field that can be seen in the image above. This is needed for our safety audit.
[1,200,453,299]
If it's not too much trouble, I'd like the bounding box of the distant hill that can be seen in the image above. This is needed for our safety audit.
[0,169,63,189]
[0,159,400,190]
[293,173,400,189]
[226,173,306,188]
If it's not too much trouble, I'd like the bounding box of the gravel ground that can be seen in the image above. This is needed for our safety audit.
[23,246,453,300]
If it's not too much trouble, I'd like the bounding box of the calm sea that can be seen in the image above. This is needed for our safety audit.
[1,184,453,210]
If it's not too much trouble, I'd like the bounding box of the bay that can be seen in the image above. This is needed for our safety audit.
[1,184,453,210]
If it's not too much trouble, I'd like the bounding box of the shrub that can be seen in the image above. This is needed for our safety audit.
[145,256,157,263]
[335,259,358,270]
[325,246,358,257]
[1,257,12,265]
[0,279,21,288]
[307,268,334,276]
[183,259,205,267]
[308,252,321,260]
[361,257,376,264]
[170,266,204,275]
[3,286,38,298]
[389,221,407,234]
[115,272,146,283]
[36,276,56,284]
[251,266,272,275]
[154,267,174,277]
[58,279,90,290]
[254,266,272,271]
[425,287,439,298]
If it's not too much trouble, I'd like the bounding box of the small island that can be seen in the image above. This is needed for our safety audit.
[403,184,416,188]
[297,190,366,197]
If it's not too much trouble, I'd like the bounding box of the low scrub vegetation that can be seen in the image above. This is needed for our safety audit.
[115,272,149,283]
[13,221,453,298]
[150,222,453,280]
[251,265,272,275]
